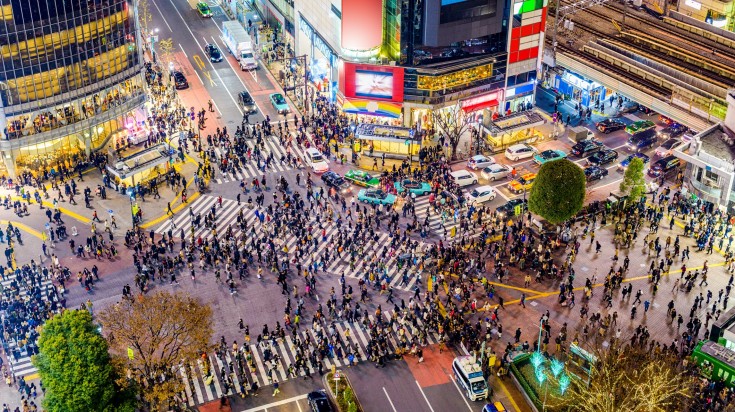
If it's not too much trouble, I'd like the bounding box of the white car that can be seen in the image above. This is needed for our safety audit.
[467,155,496,170]
[504,144,537,161]
[450,170,478,187]
[481,164,512,181]
[466,185,496,205]
[654,138,685,158]
[305,148,329,174]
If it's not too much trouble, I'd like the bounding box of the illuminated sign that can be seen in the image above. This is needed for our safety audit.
[342,0,382,50]
[298,14,335,64]
[684,0,702,10]
[461,91,503,112]
[341,63,404,103]
[355,71,394,99]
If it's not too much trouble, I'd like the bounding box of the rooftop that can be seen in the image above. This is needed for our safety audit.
[699,123,735,164]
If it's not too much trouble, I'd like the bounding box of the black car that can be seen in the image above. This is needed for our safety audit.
[584,165,609,181]
[570,139,604,157]
[173,71,188,89]
[648,155,680,177]
[596,119,626,134]
[205,44,222,62]
[321,171,350,194]
[657,124,688,139]
[496,199,527,216]
[307,390,333,412]
[238,91,257,113]
[626,131,657,152]
[587,149,618,166]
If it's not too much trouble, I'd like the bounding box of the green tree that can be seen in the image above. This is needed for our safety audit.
[528,159,586,224]
[33,310,135,412]
[619,156,646,202]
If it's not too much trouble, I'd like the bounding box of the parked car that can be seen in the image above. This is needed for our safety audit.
[508,173,536,194]
[587,149,619,166]
[619,102,640,114]
[205,43,222,62]
[197,2,212,17]
[320,171,350,194]
[269,93,289,114]
[648,155,680,177]
[173,71,189,89]
[466,185,496,205]
[570,139,603,157]
[496,199,527,216]
[357,189,396,205]
[596,119,626,134]
[504,143,536,161]
[584,165,609,181]
[533,149,567,165]
[481,164,512,181]
[307,390,333,412]
[657,124,688,139]
[237,91,257,113]
[467,155,495,170]
[654,138,685,158]
[618,153,650,170]
[394,179,431,196]
[344,170,380,187]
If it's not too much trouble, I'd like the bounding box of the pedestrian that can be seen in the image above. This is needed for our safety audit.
[272,382,280,396]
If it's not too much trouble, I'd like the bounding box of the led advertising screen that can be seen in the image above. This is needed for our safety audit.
[355,71,394,99]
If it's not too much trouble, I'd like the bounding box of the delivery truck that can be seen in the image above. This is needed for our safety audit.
[222,21,258,70]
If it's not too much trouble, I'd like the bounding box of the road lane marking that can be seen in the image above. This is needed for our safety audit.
[193,54,206,70]
[448,375,474,412]
[179,43,188,58]
[150,0,174,31]
[202,70,217,86]
[240,394,308,412]
[382,387,398,412]
[209,35,267,115]
[415,380,436,412]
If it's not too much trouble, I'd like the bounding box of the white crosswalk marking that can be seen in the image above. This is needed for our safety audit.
[210,138,299,184]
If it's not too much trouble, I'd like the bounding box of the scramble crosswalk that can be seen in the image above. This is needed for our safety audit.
[209,138,304,185]
[155,195,428,291]
[175,303,440,406]
[1,276,56,379]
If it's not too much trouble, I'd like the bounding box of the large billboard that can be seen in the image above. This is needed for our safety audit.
[341,63,404,103]
[341,0,383,51]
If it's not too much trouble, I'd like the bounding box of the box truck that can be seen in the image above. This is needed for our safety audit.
[222,21,258,70]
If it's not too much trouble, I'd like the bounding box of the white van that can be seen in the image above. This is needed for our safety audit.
[450,170,478,187]
[305,148,329,174]
[453,356,488,401]
[504,143,536,161]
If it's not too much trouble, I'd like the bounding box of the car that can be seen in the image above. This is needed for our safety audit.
[450,170,478,187]
[269,93,289,114]
[654,138,685,158]
[197,2,212,17]
[496,199,527,216]
[482,401,508,412]
[307,390,333,412]
[467,155,496,170]
[238,91,257,113]
[596,119,626,134]
[505,143,536,161]
[305,148,329,174]
[659,115,675,125]
[394,179,431,196]
[466,185,496,205]
[626,132,657,152]
[344,170,380,187]
[481,164,512,181]
[587,149,618,166]
[204,44,222,62]
[357,189,396,205]
[618,153,650,170]
[619,102,640,114]
[321,171,350,194]
[657,124,688,139]
[625,120,656,135]
[584,165,609,181]
[508,173,536,194]
[648,155,680,177]
[172,71,188,89]
[533,149,567,165]
[570,139,604,157]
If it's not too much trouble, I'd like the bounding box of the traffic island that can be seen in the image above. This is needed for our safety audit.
[509,352,571,412]
[323,370,363,412]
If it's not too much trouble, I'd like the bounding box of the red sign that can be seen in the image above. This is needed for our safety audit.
[341,0,383,51]
[461,91,503,112]
[340,62,404,103]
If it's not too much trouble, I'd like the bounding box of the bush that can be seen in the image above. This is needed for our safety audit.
[327,372,360,412]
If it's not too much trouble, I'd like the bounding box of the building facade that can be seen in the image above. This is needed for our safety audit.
[259,0,546,127]
[0,0,147,178]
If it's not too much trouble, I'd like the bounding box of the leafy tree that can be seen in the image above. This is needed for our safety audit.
[98,291,213,411]
[33,310,135,412]
[619,156,646,202]
[553,342,696,411]
[528,159,586,224]
[431,104,474,160]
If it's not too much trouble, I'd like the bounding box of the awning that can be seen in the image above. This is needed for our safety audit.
[462,99,499,113]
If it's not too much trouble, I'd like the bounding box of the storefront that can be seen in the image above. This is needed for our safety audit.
[297,14,338,101]
[253,0,295,45]
[504,82,536,113]
[553,71,607,109]
[354,123,421,160]
[482,110,546,153]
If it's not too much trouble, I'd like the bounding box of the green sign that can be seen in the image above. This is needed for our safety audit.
[514,205,522,216]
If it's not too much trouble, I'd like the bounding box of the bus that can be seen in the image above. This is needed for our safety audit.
[453,355,489,401]
[691,340,735,387]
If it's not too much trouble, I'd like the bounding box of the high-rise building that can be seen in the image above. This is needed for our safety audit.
[253,0,546,126]
[0,0,147,178]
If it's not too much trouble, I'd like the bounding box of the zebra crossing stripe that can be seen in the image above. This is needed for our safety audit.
[197,359,215,400]
[250,344,271,385]
[189,364,205,404]
[223,351,243,394]
[179,365,195,406]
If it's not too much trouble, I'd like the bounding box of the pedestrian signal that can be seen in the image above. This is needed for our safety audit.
[514,205,522,216]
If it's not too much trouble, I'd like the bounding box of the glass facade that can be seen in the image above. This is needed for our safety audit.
[0,0,145,177]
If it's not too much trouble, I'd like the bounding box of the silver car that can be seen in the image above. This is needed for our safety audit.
[481,164,512,181]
